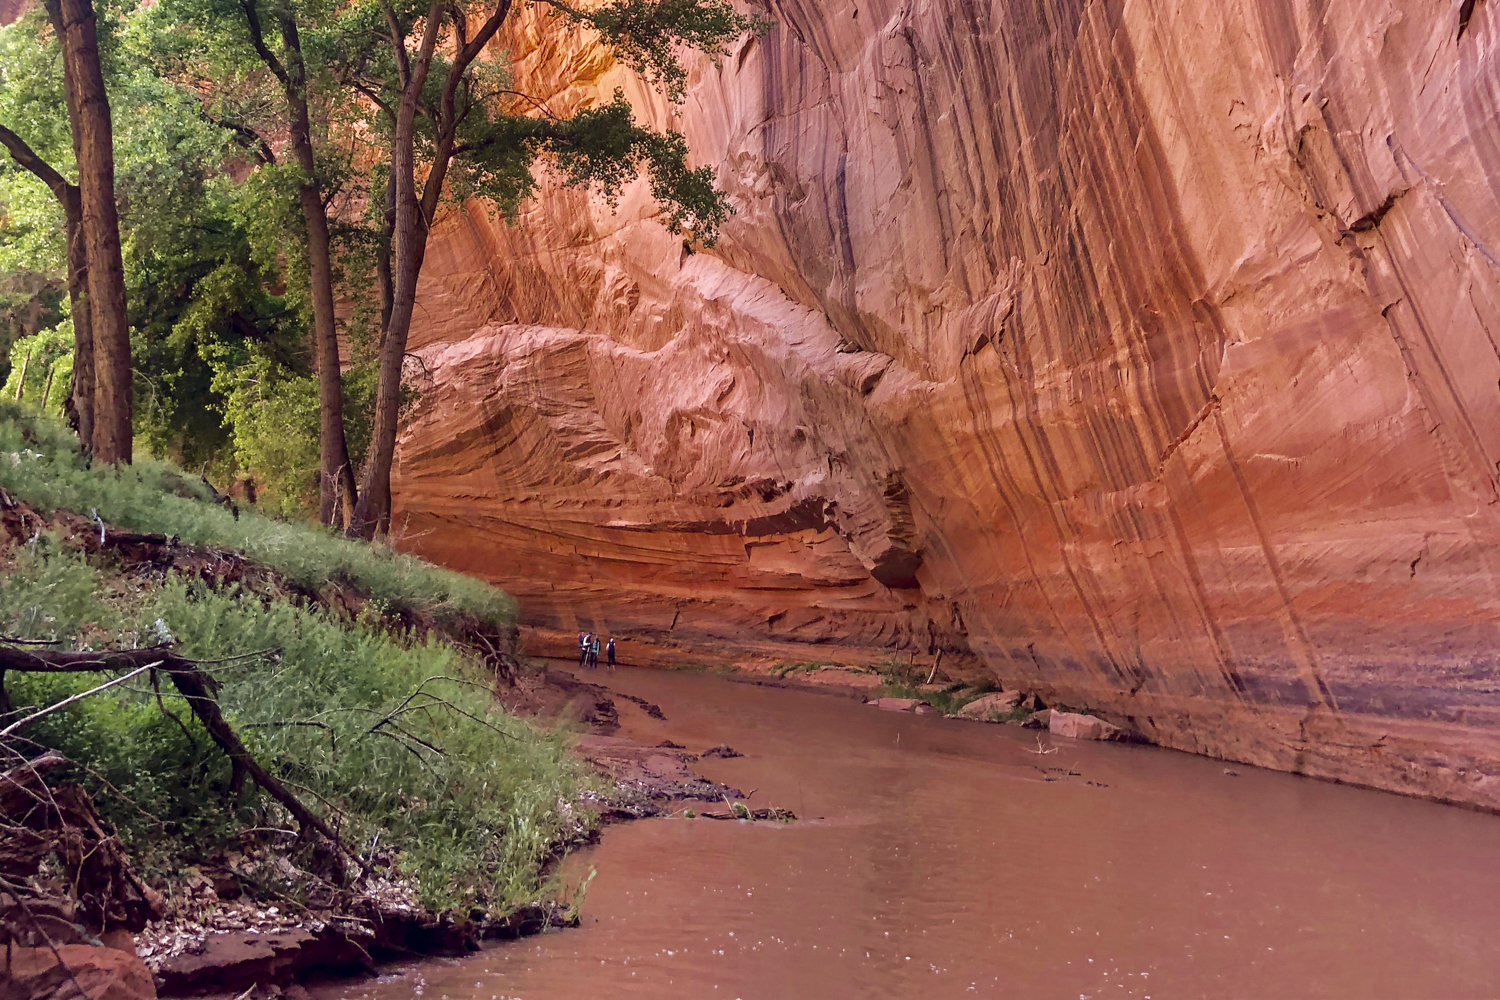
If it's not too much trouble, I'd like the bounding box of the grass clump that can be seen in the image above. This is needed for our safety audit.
[3,541,594,912]
[768,660,837,678]
[665,662,737,675]
[872,655,1004,716]
[0,404,515,631]
[875,680,985,716]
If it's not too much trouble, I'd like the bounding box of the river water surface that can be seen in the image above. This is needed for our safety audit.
[322,666,1500,999]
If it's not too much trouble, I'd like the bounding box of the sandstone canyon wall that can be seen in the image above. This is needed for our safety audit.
[391,0,1500,807]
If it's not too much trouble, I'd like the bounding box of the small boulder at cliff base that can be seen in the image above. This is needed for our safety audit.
[956,691,1024,720]
[1049,711,1123,741]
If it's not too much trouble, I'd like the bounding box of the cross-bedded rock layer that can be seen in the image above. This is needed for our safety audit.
[391,1,1500,807]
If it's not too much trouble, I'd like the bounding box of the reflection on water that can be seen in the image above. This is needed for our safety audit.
[319,666,1500,999]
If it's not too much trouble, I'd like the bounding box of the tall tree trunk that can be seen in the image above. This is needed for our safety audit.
[13,351,30,401]
[48,0,130,464]
[241,0,358,528]
[0,124,93,449]
[42,3,96,451]
[64,185,95,447]
[350,0,509,538]
[277,10,358,529]
[349,4,444,539]
[377,167,396,339]
[351,140,430,538]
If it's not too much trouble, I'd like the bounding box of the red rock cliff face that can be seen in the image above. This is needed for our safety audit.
[392,1,1500,806]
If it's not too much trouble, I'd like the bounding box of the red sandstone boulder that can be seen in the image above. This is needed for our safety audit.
[1049,711,1123,741]
[154,928,320,994]
[1021,709,1052,729]
[4,943,156,1000]
[955,691,1024,720]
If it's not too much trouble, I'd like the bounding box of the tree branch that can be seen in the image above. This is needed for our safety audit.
[240,0,291,88]
[0,122,73,203]
[421,0,515,221]
[340,74,397,122]
[203,113,277,165]
[0,646,175,674]
[381,2,411,88]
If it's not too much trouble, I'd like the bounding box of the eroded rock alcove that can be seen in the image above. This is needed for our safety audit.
[391,0,1500,807]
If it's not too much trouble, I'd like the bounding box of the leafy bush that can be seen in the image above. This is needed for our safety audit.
[212,359,322,519]
[0,404,516,630]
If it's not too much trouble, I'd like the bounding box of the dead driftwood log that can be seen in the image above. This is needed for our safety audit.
[1,752,164,944]
[0,645,358,870]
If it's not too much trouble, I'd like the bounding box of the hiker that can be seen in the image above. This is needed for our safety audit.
[579,632,591,669]
[590,635,602,669]
[606,637,616,670]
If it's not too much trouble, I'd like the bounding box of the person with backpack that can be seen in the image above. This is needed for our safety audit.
[579,632,591,668]
[590,635,602,669]
[606,637,617,670]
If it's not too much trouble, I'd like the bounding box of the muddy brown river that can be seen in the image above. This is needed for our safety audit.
[320,666,1500,999]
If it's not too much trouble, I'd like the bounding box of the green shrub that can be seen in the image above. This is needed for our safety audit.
[2,549,593,912]
[0,405,516,630]
[875,676,993,716]
[768,660,837,678]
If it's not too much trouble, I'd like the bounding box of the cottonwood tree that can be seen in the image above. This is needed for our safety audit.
[333,0,754,538]
[42,0,132,463]
[155,0,362,527]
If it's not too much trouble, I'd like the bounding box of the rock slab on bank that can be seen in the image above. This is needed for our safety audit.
[5,944,157,1000]
[1049,711,1123,742]
[154,928,341,995]
[956,691,1023,720]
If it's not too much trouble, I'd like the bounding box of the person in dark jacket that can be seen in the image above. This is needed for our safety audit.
[606,637,617,670]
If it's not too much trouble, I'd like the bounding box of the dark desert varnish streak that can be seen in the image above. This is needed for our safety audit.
[320,666,1500,999]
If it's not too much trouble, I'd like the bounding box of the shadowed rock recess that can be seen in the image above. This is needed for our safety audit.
[390,1,1500,807]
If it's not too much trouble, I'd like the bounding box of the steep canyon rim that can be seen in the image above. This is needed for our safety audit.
[388,1,1500,807]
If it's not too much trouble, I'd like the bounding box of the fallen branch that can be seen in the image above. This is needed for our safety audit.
[0,645,363,874]
[160,655,361,871]
[1025,735,1058,755]
[0,646,179,674]
[0,736,164,829]
[0,752,68,815]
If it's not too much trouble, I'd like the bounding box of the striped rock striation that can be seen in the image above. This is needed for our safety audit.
[391,0,1500,806]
